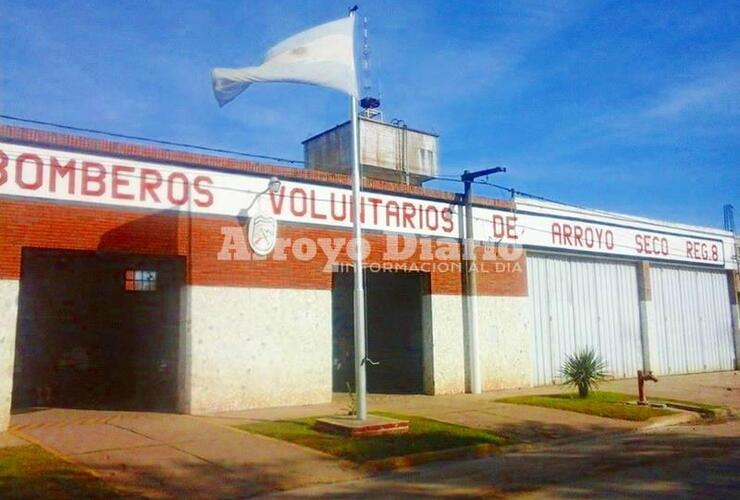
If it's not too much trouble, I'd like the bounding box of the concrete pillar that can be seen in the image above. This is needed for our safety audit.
[728,272,740,370]
[421,293,436,395]
[177,284,192,414]
[636,262,656,373]
[0,280,19,431]
[421,293,466,395]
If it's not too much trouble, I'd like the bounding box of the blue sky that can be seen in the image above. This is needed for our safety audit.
[1,1,738,228]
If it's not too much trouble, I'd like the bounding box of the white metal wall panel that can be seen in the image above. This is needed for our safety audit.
[650,266,735,374]
[528,254,643,385]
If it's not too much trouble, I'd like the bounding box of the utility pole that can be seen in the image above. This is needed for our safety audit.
[461,166,506,394]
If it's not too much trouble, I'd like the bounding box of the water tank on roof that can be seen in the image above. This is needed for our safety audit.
[302,116,439,186]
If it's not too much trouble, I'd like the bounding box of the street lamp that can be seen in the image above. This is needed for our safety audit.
[461,166,506,394]
[246,176,281,214]
[267,176,281,194]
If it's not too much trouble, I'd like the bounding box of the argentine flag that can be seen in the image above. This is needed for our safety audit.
[211,16,358,106]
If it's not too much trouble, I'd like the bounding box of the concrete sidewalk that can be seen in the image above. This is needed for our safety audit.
[6,371,737,498]
[208,371,738,446]
[600,371,739,408]
[210,393,641,445]
[6,404,639,498]
[9,409,363,498]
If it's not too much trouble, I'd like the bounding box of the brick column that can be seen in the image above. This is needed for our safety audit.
[636,262,656,373]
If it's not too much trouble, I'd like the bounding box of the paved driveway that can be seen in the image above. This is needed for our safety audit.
[9,409,362,498]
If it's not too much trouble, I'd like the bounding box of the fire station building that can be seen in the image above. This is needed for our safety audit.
[0,124,737,430]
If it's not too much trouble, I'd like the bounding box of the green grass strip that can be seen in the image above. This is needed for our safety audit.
[238,411,510,463]
[0,445,134,499]
[497,391,675,421]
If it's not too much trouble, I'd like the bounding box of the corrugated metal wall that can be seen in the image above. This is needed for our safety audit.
[650,266,735,374]
[528,254,643,385]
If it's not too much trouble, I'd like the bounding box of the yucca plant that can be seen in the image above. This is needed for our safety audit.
[561,349,608,398]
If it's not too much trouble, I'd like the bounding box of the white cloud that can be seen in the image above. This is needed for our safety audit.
[646,67,740,118]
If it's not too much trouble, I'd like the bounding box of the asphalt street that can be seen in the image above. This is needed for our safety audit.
[265,419,740,499]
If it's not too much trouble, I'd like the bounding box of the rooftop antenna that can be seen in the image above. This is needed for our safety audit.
[723,204,735,233]
[359,16,381,120]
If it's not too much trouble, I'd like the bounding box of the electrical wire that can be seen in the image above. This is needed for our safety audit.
[0,147,725,258]
[0,114,728,237]
[0,114,305,165]
[0,114,635,221]
[430,176,728,235]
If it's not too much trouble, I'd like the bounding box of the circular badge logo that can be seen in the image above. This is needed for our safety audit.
[247,214,278,256]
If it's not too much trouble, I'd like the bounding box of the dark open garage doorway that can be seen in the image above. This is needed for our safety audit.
[332,269,427,394]
[12,248,185,412]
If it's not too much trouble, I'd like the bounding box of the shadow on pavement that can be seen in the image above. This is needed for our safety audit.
[478,418,635,445]
[81,452,354,498]
[8,405,738,498]
[267,423,740,498]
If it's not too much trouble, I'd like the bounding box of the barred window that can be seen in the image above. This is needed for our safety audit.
[124,269,157,292]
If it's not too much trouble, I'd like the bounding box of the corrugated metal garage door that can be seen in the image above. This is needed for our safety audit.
[650,266,735,374]
[528,254,643,385]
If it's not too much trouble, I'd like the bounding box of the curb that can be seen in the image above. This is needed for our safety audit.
[8,427,162,499]
[197,414,509,475]
[661,403,736,420]
[713,406,738,419]
[7,428,104,479]
[640,411,701,430]
[359,428,636,473]
[639,403,737,431]
[361,443,501,473]
[205,404,738,476]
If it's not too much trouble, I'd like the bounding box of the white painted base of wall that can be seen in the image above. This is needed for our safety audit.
[477,296,532,390]
[421,294,532,395]
[422,294,466,394]
[0,280,19,431]
[186,286,332,414]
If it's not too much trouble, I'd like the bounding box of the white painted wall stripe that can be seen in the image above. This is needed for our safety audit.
[0,141,735,269]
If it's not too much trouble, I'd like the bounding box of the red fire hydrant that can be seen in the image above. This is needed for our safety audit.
[637,370,658,405]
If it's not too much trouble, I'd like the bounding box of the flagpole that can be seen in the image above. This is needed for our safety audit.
[348,8,367,422]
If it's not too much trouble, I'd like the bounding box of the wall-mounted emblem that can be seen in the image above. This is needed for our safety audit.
[247,214,278,256]
[244,177,281,256]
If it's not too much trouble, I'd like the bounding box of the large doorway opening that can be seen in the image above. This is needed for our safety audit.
[332,269,427,394]
[527,254,643,385]
[12,248,185,412]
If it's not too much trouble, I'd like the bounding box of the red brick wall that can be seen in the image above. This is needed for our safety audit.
[0,198,188,279]
[0,125,513,210]
[0,125,526,296]
[0,198,527,296]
